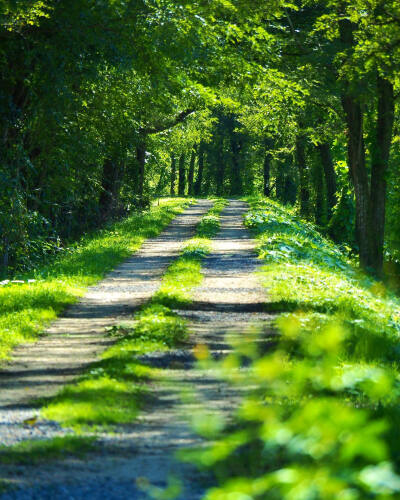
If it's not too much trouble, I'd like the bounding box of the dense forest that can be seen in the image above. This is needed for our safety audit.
[0,0,399,279]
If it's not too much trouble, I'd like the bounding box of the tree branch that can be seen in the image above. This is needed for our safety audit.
[140,109,195,135]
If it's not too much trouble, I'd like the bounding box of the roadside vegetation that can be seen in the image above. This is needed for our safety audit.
[183,197,400,500]
[0,198,191,361]
[39,198,226,431]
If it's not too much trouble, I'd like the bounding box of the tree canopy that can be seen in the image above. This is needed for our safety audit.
[1,0,399,278]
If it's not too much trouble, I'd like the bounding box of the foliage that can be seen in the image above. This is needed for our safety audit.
[132,304,188,347]
[182,197,400,499]
[41,360,150,430]
[1,0,400,276]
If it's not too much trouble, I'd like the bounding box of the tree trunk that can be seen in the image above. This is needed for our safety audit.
[215,154,225,196]
[170,155,176,196]
[263,138,273,197]
[99,158,119,220]
[187,149,196,196]
[276,162,285,202]
[295,135,310,217]
[194,142,204,196]
[136,141,146,198]
[318,142,337,219]
[339,17,371,270]
[230,135,242,195]
[178,153,186,196]
[215,136,225,196]
[313,158,324,226]
[369,76,394,275]
[1,236,9,275]
[341,94,370,268]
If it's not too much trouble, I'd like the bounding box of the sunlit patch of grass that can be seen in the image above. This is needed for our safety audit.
[245,196,400,364]
[0,436,95,465]
[0,198,191,360]
[153,257,204,308]
[40,310,184,430]
[41,306,188,430]
[42,375,146,429]
[153,198,228,309]
[133,304,188,346]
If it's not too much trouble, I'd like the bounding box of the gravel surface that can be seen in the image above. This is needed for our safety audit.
[0,476,206,500]
[0,200,212,443]
[0,200,275,500]
[0,409,68,448]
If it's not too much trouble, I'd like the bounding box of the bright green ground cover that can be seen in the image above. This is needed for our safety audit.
[0,198,191,360]
[40,198,227,431]
[183,197,400,500]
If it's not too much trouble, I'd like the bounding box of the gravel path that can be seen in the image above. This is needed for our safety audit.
[0,200,212,444]
[0,200,275,500]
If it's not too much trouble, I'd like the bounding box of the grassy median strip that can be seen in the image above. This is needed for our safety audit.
[39,198,227,432]
[0,198,192,361]
[153,197,227,308]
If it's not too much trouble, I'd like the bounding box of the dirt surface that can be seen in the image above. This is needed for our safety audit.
[0,200,275,500]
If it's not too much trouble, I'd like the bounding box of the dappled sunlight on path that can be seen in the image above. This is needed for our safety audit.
[0,201,211,413]
[0,200,276,500]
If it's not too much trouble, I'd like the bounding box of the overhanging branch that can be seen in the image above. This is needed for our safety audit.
[140,109,195,135]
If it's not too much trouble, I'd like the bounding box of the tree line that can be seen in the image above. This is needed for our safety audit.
[0,1,399,278]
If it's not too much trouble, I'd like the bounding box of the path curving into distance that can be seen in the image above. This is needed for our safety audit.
[0,200,276,500]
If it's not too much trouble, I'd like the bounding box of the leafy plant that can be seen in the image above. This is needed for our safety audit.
[182,197,400,499]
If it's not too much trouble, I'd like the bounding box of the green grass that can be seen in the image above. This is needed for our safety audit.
[0,436,95,465]
[244,196,400,363]
[0,198,191,360]
[180,196,400,500]
[41,362,151,429]
[39,198,227,431]
[41,306,188,429]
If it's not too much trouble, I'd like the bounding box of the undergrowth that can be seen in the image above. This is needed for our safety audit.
[181,196,400,500]
[0,198,191,360]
